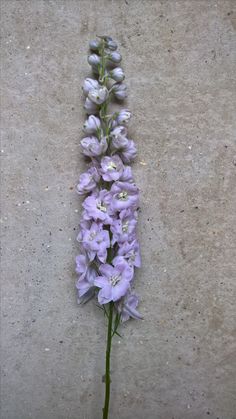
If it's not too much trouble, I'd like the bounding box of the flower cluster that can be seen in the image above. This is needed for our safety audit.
[76,36,142,323]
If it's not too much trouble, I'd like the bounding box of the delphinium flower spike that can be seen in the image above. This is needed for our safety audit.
[76,35,142,419]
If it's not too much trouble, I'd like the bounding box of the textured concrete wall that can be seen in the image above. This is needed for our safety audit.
[1,1,236,418]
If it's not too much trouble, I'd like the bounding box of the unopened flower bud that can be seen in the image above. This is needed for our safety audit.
[84,97,98,115]
[88,86,109,105]
[110,67,125,82]
[83,115,101,134]
[116,109,131,125]
[88,54,101,67]
[82,78,100,95]
[89,39,101,51]
[112,83,127,100]
[106,39,117,51]
[109,51,122,63]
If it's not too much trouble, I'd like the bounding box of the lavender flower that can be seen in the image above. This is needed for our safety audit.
[94,262,133,304]
[77,167,100,195]
[100,155,124,181]
[83,115,101,134]
[76,37,142,419]
[110,208,137,244]
[82,189,114,224]
[88,86,109,105]
[83,78,100,95]
[76,254,97,303]
[116,109,131,125]
[109,181,139,211]
[80,221,110,263]
[114,239,141,269]
[84,97,98,115]
[80,136,107,157]
[120,139,137,163]
[116,292,142,322]
[112,83,127,100]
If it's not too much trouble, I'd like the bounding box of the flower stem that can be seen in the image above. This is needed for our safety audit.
[103,301,114,419]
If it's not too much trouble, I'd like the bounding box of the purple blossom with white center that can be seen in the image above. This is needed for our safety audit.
[76,167,100,195]
[76,37,142,418]
[100,155,124,181]
[94,262,133,304]
[80,136,107,157]
[110,208,137,244]
[81,221,110,263]
[110,126,128,149]
[82,189,114,224]
[114,239,141,269]
[109,181,139,211]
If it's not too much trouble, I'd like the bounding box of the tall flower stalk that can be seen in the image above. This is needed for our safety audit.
[76,36,142,419]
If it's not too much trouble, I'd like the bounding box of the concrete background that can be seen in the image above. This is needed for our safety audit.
[1,1,236,418]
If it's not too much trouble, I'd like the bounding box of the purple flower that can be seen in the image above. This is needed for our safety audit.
[94,262,133,304]
[82,78,100,95]
[77,167,100,195]
[110,128,137,162]
[116,109,131,125]
[76,254,97,303]
[110,126,128,149]
[120,166,133,182]
[81,222,110,263]
[120,139,137,163]
[116,292,143,322]
[81,136,107,157]
[110,181,139,211]
[100,155,124,182]
[83,115,101,134]
[82,189,114,224]
[88,86,109,105]
[114,239,141,268]
[110,208,137,244]
[112,83,127,100]
[84,97,98,115]
[110,67,125,82]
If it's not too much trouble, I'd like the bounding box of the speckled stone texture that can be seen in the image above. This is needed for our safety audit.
[1,1,236,418]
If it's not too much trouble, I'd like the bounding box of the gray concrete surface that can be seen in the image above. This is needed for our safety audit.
[1,1,236,418]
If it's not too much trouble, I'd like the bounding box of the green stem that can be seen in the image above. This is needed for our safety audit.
[103,302,114,419]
